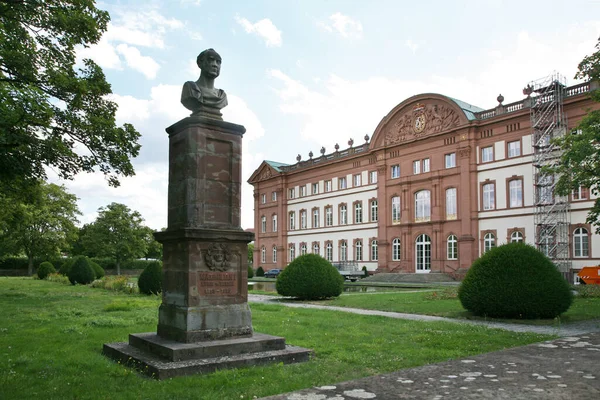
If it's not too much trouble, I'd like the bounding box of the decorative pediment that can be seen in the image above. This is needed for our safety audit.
[384,102,461,146]
[247,161,282,184]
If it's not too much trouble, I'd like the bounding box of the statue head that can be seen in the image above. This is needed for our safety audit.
[196,48,222,79]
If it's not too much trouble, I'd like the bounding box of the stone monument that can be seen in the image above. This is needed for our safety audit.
[103,49,312,379]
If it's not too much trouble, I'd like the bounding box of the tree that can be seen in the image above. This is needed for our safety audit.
[78,203,147,274]
[247,242,254,266]
[0,181,80,275]
[141,226,163,260]
[0,0,141,189]
[553,37,600,232]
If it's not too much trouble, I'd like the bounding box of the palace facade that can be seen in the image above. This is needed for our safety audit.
[248,78,600,282]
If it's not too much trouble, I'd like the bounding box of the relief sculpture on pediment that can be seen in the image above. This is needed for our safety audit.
[385,103,460,145]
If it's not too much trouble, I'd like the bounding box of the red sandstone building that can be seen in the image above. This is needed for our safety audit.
[248,75,600,282]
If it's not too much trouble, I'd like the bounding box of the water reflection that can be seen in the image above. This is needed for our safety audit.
[248,282,400,293]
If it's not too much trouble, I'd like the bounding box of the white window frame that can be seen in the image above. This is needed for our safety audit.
[392,238,401,261]
[272,246,277,263]
[340,205,347,225]
[392,196,401,223]
[509,179,523,208]
[370,200,378,222]
[312,208,320,228]
[300,210,307,229]
[325,180,332,192]
[422,158,430,173]
[446,188,457,220]
[447,234,458,260]
[413,160,420,175]
[261,216,266,233]
[369,171,378,184]
[415,190,431,222]
[326,242,333,261]
[289,244,295,262]
[482,146,493,163]
[353,174,361,187]
[272,214,277,232]
[354,202,362,224]
[288,188,295,199]
[313,242,320,255]
[484,233,496,253]
[340,240,347,262]
[483,183,495,211]
[312,183,319,195]
[299,185,306,197]
[574,227,589,258]
[300,243,307,256]
[289,212,295,230]
[415,234,432,272]
[391,165,400,179]
[261,246,266,264]
[508,140,521,158]
[355,240,363,261]
[371,240,378,261]
[261,194,266,204]
[271,191,277,201]
[445,153,456,168]
[510,231,523,243]
[325,206,333,226]
[339,177,347,189]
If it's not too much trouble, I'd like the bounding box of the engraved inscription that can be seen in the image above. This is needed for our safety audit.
[199,271,237,295]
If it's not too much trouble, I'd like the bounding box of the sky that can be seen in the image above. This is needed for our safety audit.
[50,0,600,231]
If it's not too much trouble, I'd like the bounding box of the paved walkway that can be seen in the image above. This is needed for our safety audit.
[250,295,600,399]
[248,294,600,336]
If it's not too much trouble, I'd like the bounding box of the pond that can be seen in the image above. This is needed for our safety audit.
[248,282,408,293]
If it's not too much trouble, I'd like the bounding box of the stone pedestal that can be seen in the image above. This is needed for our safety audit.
[103,116,312,379]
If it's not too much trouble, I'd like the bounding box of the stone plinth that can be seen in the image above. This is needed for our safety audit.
[103,116,312,379]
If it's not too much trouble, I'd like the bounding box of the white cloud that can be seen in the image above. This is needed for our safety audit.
[234,15,282,47]
[116,44,161,79]
[405,39,419,53]
[108,94,151,122]
[319,12,363,38]
[78,37,122,69]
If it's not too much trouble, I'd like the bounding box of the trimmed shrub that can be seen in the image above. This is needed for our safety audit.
[138,261,162,295]
[573,284,600,298]
[68,256,95,285]
[247,266,254,279]
[256,266,265,277]
[0,257,29,270]
[276,254,344,300]
[59,258,76,276]
[458,243,573,319]
[90,261,105,279]
[362,266,368,278]
[37,261,56,280]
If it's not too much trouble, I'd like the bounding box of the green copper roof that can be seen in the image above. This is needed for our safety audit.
[265,160,289,172]
[447,96,485,120]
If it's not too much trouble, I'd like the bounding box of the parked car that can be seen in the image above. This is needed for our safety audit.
[264,269,281,278]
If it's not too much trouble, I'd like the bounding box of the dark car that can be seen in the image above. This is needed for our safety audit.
[264,269,281,278]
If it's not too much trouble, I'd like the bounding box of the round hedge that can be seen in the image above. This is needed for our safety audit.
[458,243,573,319]
[68,256,95,285]
[59,257,76,276]
[90,261,105,279]
[276,254,344,300]
[256,266,265,277]
[138,261,162,295]
[247,266,254,279]
[37,261,56,280]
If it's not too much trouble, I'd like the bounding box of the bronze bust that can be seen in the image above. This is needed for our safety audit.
[181,48,228,119]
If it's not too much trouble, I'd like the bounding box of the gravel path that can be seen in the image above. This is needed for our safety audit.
[248,294,600,336]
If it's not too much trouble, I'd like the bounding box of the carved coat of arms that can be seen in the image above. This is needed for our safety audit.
[204,243,232,271]
[385,102,461,145]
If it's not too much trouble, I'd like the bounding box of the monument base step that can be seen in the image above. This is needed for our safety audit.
[103,332,312,380]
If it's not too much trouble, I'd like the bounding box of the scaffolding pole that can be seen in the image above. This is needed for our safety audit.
[529,72,571,279]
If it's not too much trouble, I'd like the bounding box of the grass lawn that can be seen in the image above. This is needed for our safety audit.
[315,288,600,325]
[0,278,555,400]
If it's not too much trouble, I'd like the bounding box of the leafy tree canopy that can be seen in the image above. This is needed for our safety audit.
[0,181,81,274]
[553,37,600,232]
[77,202,147,274]
[0,0,141,189]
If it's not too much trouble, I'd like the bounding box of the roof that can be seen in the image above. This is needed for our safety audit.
[447,96,485,121]
[264,160,289,172]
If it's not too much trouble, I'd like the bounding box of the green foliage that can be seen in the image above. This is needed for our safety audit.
[247,243,254,264]
[67,256,95,285]
[75,203,148,274]
[458,243,573,319]
[0,182,80,274]
[552,37,600,233]
[138,261,162,295]
[0,0,140,188]
[276,254,344,300]
[141,226,162,260]
[47,272,69,284]
[362,266,368,277]
[574,284,600,298]
[90,260,104,279]
[90,275,135,294]
[248,266,254,279]
[0,257,29,270]
[37,261,55,280]
[59,257,76,276]
[256,266,265,277]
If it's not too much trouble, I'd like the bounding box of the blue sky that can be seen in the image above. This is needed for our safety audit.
[52,0,600,230]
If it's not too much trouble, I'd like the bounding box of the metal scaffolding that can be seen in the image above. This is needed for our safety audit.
[529,72,571,278]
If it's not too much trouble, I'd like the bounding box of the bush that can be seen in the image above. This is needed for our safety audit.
[47,273,69,284]
[573,284,600,298]
[256,266,265,277]
[138,261,162,295]
[67,256,95,285]
[90,261,105,279]
[0,257,29,270]
[59,258,76,276]
[362,266,368,278]
[276,254,344,300]
[37,261,56,280]
[458,243,573,319]
[247,266,254,279]
[90,275,136,294]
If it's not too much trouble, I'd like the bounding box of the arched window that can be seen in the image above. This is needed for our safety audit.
[261,215,266,232]
[574,227,589,258]
[313,242,320,255]
[415,190,431,222]
[484,233,495,253]
[261,246,266,264]
[354,202,363,224]
[340,240,347,261]
[371,240,378,261]
[370,200,378,222]
[510,231,523,243]
[392,238,401,261]
[272,245,277,263]
[300,243,307,256]
[447,234,458,260]
[326,242,333,261]
[415,234,431,272]
[289,244,295,262]
[272,214,278,232]
[355,240,363,261]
